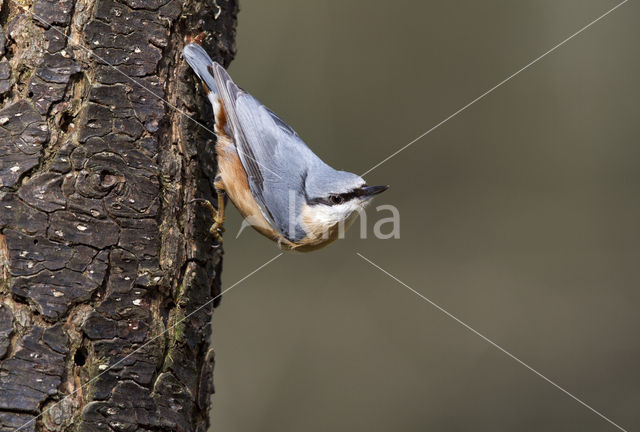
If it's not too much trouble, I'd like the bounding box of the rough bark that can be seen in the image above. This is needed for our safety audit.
[0,0,237,430]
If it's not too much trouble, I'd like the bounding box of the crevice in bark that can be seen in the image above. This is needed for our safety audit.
[0,0,10,29]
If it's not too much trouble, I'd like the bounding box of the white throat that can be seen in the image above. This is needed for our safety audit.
[300,200,364,240]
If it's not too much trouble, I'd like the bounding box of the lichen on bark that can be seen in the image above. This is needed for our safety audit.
[0,0,237,430]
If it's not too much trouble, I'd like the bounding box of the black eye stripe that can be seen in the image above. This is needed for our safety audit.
[308,189,362,206]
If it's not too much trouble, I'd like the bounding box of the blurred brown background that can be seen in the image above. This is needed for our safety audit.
[210,1,640,431]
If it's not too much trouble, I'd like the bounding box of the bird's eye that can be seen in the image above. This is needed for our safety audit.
[329,195,344,205]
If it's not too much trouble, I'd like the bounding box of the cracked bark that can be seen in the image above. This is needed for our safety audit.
[0,0,237,430]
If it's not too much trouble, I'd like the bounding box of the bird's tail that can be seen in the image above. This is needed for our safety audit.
[183,43,230,133]
[183,43,220,97]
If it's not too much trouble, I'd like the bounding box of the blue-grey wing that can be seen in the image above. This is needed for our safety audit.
[212,63,315,241]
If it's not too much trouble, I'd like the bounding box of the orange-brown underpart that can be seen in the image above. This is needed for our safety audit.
[215,97,228,133]
[215,133,284,243]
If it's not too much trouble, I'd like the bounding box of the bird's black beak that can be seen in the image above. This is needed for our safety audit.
[360,185,389,197]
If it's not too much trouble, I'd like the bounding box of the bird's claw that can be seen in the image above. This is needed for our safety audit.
[210,223,225,243]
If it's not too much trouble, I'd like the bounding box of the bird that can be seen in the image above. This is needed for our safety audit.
[182,43,388,252]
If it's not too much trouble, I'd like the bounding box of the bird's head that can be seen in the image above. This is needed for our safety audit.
[300,170,388,241]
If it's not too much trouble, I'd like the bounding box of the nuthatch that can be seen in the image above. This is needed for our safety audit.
[183,43,388,251]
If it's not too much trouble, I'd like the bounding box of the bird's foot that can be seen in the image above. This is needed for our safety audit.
[191,198,225,243]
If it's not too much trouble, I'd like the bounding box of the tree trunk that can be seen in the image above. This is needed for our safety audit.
[0,0,236,430]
